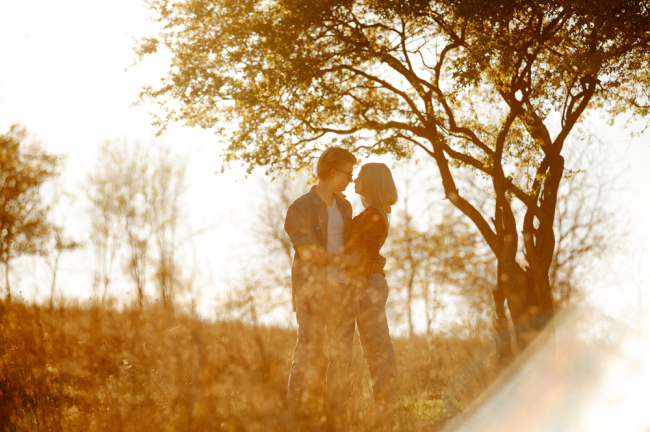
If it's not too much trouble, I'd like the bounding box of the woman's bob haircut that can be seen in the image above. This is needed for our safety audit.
[358,162,398,229]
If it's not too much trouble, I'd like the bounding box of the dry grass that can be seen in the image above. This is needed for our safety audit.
[0,300,499,431]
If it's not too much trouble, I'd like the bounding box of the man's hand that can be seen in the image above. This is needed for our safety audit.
[297,244,362,267]
[351,276,367,318]
[344,250,363,268]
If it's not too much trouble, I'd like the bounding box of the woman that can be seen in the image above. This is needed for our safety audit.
[345,162,398,417]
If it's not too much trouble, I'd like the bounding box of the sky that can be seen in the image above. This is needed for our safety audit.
[0,0,259,315]
[1,0,649,330]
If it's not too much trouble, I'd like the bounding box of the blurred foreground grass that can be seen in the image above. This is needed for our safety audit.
[0,301,499,431]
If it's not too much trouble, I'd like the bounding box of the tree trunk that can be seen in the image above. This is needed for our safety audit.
[407,267,415,338]
[49,252,60,310]
[492,173,530,355]
[508,155,563,351]
[431,128,558,357]
[424,279,438,337]
[500,262,555,353]
[493,262,513,362]
[102,277,109,306]
[138,285,144,311]
[525,262,556,334]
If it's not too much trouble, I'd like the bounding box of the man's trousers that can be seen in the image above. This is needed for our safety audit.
[287,281,355,416]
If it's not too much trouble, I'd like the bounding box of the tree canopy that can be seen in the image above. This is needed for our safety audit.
[138,0,649,175]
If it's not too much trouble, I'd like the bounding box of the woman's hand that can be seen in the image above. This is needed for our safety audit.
[351,276,367,318]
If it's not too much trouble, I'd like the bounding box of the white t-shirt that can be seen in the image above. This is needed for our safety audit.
[327,200,346,283]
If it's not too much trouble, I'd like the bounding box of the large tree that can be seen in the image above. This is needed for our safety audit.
[136,0,650,351]
[87,140,190,310]
[385,182,482,338]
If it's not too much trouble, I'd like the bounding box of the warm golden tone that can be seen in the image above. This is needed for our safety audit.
[0,301,498,430]
[0,126,61,302]
[2,0,649,429]
[135,0,650,357]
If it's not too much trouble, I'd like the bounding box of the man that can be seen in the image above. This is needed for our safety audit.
[284,147,362,419]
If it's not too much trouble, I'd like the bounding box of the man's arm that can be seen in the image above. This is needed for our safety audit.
[296,244,362,267]
[285,201,363,267]
[284,203,313,251]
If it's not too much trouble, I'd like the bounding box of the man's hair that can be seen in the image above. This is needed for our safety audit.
[316,147,357,180]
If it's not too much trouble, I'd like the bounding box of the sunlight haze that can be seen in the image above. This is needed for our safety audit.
[1,0,649,327]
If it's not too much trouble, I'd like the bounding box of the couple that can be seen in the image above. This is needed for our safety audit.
[284,147,398,420]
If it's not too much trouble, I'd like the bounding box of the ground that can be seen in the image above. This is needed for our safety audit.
[0,301,499,431]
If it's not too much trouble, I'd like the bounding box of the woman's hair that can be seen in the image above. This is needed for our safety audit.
[316,147,357,180]
[358,163,398,230]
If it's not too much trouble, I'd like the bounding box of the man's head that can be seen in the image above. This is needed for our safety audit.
[316,147,357,191]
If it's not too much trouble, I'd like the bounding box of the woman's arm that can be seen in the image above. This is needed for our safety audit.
[357,209,386,279]
[296,244,363,267]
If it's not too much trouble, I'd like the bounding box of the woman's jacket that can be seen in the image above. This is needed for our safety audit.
[344,206,387,280]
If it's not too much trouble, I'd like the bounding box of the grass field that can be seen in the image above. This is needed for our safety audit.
[0,301,500,431]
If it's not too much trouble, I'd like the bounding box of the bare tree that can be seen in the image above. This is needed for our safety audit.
[386,194,420,338]
[220,175,310,324]
[252,176,301,291]
[122,144,153,310]
[88,142,128,305]
[44,181,80,308]
[549,146,622,309]
[386,197,482,338]
[87,140,191,310]
[150,147,188,310]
